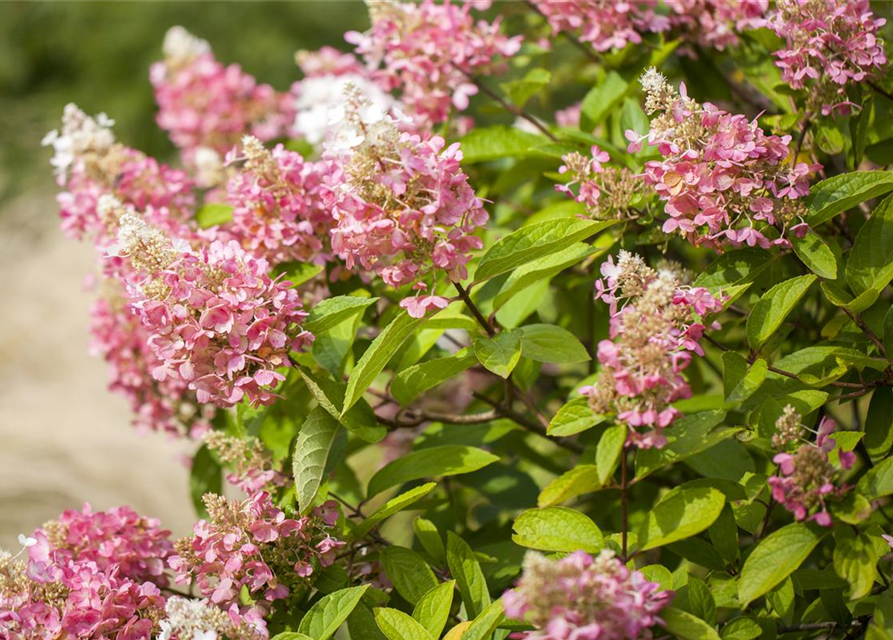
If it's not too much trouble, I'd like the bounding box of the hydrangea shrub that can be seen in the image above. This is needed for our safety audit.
[8,1,893,637]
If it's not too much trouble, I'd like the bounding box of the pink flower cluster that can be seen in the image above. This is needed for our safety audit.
[43,104,195,246]
[324,90,488,318]
[629,69,819,250]
[345,0,521,128]
[169,492,343,632]
[29,503,173,585]
[767,0,887,116]
[530,0,668,52]
[556,145,646,222]
[503,550,673,640]
[581,252,722,448]
[0,505,172,640]
[113,209,314,407]
[666,0,768,52]
[90,291,214,437]
[530,0,766,54]
[150,26,293,163]
[222,136,335,266]
[769,410,854,526]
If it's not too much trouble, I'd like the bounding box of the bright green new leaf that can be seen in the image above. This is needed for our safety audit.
[661,607,721,640]
[195,202,234,228]
[462,599,506,640]
[581,71,628,128]
[352,483,437,540]
[494,243,596,310]
[746,275,816,350]
[305,295,378,335]
[446,532,490,619]
[833,532,878,600]
[392,349,478,406]
[343,311,425,414]
[374,608,435,640]
[547,396,604,436]
[381,547,438,605]
[474,218,615,283]
[738,523,826,606]
[473,329,522,378]
[513,506,604,553]
[501,68,551,108]
[538,465,602,508]
[859,455,893,500]
[520,323,591,363]
[791,231,838,279]
[596,424,626,485]
[459,126,546,163]
[412,582,454,638]
[293,407,341,515]
[367,445,499,498]
[298,585,370,640]
[637,487,725,550]
[807,171,893,226]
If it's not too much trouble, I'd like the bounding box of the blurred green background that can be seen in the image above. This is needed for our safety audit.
[0,2,370,203]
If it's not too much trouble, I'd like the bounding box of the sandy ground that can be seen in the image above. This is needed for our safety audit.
[0,191,196,549]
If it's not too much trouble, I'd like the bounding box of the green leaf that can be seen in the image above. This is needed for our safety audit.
[738,523,826,606]
[687,575,717,626]
[494,243,596,310]
[196,202,234,228]
[596,424,626,484]
[847,194,893,296]
[791,231,838,279]
[473,329,523,378]
[662,607,722,640]
[859,456,893,500]
[807,171,893,226]
[720,618,762,640]
[519,323,591,363]
[297,366,386,443]
[746,275,816,350]
[722,353,767,406]
[694,249,776,293]
[459,125,546,163]
[512,506,604,554]
[413,518,446,565]
[412,582,454,638]
[271,634,313,640]
[708,505,740,565]
[865,389,893,466]
[474,218,615,283]
[293,407,341,515]
[348,604,388,640]
[635,410,732,480]
[381,547,438,605]
[374,608,435,640]
[637,487,725,551]
[298,585,370,640]
[547,397,604,436]
[392,349,478,407]
[353,483,438,540]
[581,71,628,129]
[462,599,506,640]
[190,444,222,517]
[274,261,325,288]
[367,445,499,498]
[833,531,878,600]
[305,295,378,335]
[501,68,551,108]
[446,532,491,619]
[884,306,893,358]
[343,311,425,414]
[538,464,602,507]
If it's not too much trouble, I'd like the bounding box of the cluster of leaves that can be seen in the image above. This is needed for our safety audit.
[29,2,893,639]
